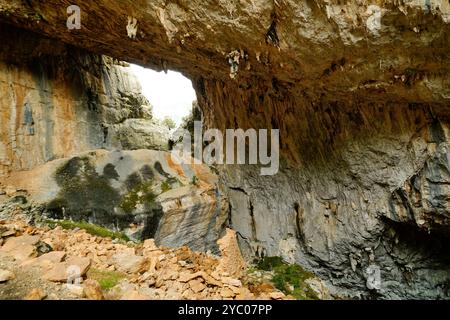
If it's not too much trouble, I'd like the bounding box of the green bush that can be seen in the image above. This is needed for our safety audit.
[256,256,285,271]
[256,256,318,300]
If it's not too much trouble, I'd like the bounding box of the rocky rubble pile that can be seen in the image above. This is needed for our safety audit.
[0,215,287,300]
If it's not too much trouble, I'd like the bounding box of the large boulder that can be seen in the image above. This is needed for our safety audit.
[44,256,91,282]
[0,235,40,262]
[3,150,227,250]
[0,24,155,177]
[156,184,229,252]
[110,119,171,151]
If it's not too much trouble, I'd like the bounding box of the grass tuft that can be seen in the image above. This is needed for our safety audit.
[87,268,126,290]
[45,219,130,242]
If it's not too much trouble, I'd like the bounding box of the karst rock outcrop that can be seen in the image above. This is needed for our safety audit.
[0,22,170,176]
[2,149,227,250]
[0,1,449,299]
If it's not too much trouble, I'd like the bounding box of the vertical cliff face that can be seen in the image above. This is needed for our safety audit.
[0,25,226,254]
[0,1,449,299]
[0,24,167,176]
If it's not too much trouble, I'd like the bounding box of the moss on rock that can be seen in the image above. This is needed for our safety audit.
[44,157,164,241]
[49,157,121,217]
[119,180,157,214]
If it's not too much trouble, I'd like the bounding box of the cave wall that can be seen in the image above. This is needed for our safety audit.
[0,24,152,176]
[0,24,225,252]
[195,77,450,299]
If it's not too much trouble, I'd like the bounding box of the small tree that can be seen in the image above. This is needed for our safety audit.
[162,117,176,130]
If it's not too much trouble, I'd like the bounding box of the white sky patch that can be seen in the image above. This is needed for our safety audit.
[130,64,196,125]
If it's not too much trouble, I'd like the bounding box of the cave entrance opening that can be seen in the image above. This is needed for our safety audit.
[129,64,196,129]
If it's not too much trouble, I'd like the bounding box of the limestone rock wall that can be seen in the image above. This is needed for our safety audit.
[0,0,448,100]
[0,24,166,176]
[196,78,450,299]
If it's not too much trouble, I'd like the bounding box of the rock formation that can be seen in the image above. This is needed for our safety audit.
[1,149,228,251]
[0,1,449,299]
[0,23,169,176]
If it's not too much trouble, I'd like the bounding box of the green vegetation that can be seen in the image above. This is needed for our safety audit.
[162,117,177,130]
[256,256,318,300]
[119,181,157,214]
[87,268,126,290]
[191,175,199,186]
[45,219,130,242]
[161,180,172,193]
[256,256,283,270]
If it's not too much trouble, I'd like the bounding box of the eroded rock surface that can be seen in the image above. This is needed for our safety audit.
[0,0,448,99]
[0,1,448,299]
[0,149,228,251]
[220,114,450,299]
[0,24,167,176]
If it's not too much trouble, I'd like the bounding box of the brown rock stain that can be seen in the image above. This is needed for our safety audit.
[166,153,187,179]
